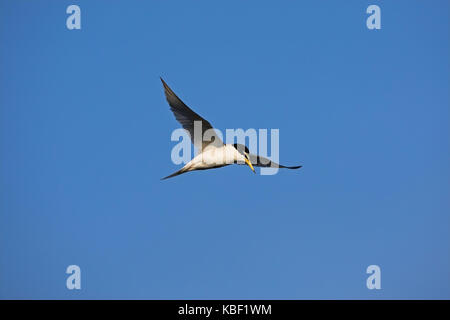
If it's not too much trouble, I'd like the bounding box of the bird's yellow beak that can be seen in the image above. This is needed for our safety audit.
[245,158,256,173]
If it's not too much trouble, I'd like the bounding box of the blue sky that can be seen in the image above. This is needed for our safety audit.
[0,0,449,299]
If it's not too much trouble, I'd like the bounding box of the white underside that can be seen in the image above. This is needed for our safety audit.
[183,144,246,171]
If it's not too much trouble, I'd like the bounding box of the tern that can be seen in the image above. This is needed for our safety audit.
[160,78,302,180]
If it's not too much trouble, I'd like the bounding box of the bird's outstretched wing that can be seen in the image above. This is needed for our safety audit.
[160,78,223,151]
[248,153,302,169]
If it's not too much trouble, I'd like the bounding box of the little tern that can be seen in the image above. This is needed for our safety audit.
[160,78,302,180]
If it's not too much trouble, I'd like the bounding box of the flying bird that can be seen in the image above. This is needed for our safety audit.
[160,78,302,180]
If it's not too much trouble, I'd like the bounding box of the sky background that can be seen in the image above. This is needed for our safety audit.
[0,0,449,299]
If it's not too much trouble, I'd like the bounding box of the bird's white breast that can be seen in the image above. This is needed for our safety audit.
[187,144,243,170]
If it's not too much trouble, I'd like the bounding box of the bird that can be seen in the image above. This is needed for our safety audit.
[160,78,302,180]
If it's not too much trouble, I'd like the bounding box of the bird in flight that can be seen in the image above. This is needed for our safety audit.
[160,78,302,180]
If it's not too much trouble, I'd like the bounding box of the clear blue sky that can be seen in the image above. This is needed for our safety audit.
[0,0,449,299]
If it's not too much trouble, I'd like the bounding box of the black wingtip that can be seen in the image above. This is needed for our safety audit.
[160,77,172,93]
[281,165,302,169]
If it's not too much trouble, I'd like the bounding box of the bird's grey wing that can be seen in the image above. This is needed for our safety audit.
[160,78,223,150]
[248,153,302,169]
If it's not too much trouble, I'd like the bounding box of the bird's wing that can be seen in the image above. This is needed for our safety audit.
[160,78,223,151]
[248,153,302,169]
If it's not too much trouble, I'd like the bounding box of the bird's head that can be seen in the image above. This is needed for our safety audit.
[232,143,255,173]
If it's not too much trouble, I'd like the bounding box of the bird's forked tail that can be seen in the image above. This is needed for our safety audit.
[161,168,187,180]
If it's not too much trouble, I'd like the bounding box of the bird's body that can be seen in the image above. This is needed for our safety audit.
[161,144,245,179]
[160,78,302,180]
[189,144,244,170]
